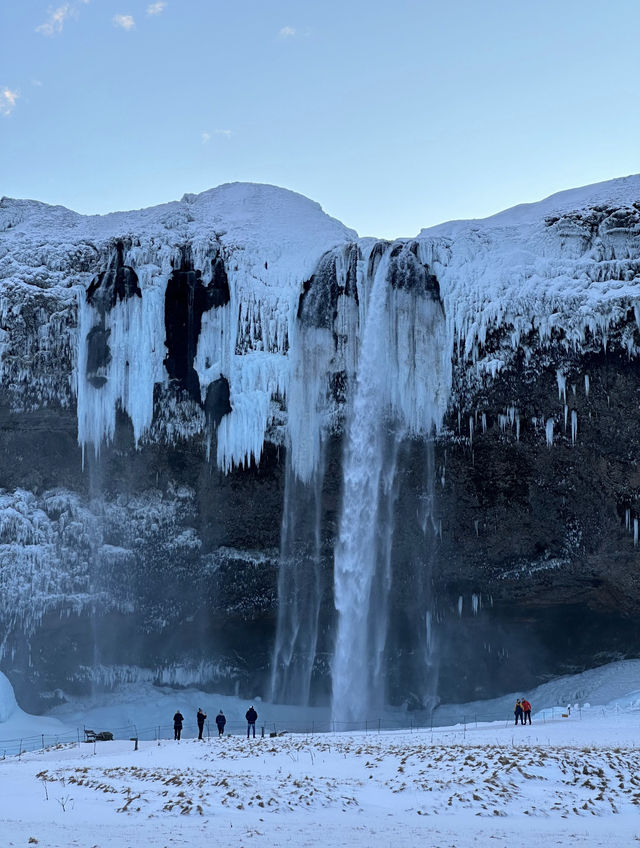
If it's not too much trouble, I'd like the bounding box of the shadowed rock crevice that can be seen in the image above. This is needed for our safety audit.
[205,376,232,430]
[164,247,231,405]
[85,325,111,388]
[86,241,142,314]
[298,244,359,329]
[84,241,142,389]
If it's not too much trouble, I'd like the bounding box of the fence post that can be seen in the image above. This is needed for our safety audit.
[311,720,315,735]
[365,720,368,735]
[41,734,44,750]
[261,726,265,738]
[378,718,381,734]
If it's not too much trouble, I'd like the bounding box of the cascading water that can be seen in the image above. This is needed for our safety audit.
[270,452,325,704]
[332,249,395,723]
[271,245,361,706]
[270,302,335,704]
[331,241,451,723]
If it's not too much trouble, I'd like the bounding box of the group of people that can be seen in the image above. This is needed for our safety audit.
[514,698,532,725]
[172,705,258,740]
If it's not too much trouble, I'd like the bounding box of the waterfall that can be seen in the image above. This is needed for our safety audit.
[332,250,395,723]
[270,451,325,704]
[271,239,451,715]
[331,242,451,723]
[270,311,335,704]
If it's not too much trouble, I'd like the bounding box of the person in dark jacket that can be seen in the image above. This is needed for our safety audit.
[514,699,524,726]
[246,705,258,738]
[173,710,184,740]
[521,698,532,725]
[196,707,207,740]
[215,710,226,737]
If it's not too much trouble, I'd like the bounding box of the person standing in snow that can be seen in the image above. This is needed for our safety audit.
[514,699,524,725]
[196,707,207,740]
[521,697,532,725]
[246,705,258,738]
[173,710,184,740]
[215,710,227,737]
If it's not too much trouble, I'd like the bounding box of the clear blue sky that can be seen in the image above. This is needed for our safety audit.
[2,0,639,238]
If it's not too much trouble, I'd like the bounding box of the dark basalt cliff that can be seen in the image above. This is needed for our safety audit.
[1,180,640,713]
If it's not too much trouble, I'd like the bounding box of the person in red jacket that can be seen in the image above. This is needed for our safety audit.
[521,698,532,725]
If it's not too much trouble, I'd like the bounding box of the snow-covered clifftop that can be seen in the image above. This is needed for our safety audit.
[0,183,356,469]
[2,176,639,470]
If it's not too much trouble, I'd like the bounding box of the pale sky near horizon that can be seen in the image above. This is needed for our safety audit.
[1,0,639,239]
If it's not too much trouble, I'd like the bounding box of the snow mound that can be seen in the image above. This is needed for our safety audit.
[421,173,640,236]
[0,671,17,723]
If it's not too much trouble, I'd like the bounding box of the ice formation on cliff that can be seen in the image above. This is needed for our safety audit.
[2,174,640,709]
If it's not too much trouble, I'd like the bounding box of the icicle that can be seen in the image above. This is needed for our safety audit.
[545,418,554,447]
[556,371,566,403]
[425,611,432,653]
[469,416,474,445]
[564,404,568,432]
[625,508,630,531]
[516,415,520,441]
[471,594,480,615]
[571,410,578,445]
[585,374,590,398]
[481,412,487,433]
[457,409,461,433]
[634,518,638,547]
[457,596,463,617]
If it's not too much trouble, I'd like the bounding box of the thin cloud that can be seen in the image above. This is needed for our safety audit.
[202,129,232,143]
[0,88,19,117]
[146,2,167,14]
[113,14,136,30]
[36,0,89,36]
[279,26,296,38]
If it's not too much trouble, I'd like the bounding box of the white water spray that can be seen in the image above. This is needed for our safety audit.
[331,251,394,722]
[331,243,451,722]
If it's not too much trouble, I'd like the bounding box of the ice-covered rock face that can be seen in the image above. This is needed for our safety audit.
[2,177,640,711]
[0,671,17,722]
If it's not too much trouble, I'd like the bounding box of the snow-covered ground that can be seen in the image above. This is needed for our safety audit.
[2,662,640,846]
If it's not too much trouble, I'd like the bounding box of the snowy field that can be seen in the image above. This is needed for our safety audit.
[2,662,640,846]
